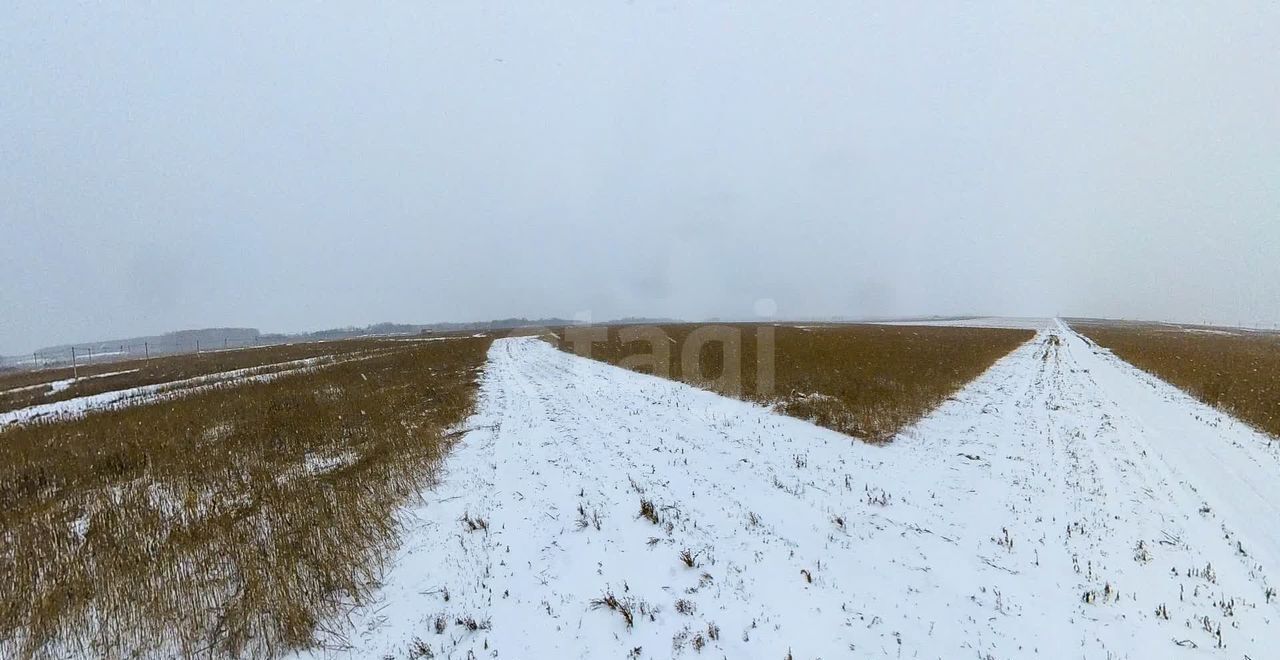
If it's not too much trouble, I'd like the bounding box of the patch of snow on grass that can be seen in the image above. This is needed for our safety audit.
[0,354,395,427]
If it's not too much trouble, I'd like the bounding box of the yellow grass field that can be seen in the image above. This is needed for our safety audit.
[552,323,1033,442]
[0,336,491,659]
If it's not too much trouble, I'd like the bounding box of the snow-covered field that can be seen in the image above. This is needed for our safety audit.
[296,322,1280,659]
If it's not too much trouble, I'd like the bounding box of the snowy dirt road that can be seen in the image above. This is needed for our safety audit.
[301,325,1280,660]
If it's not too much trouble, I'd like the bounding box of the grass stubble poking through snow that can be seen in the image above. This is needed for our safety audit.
[1071,320,1280,438]
[552,323,1034,442]
[0,335,492,659]
[0,338,420,415]
[282,328,1280,658]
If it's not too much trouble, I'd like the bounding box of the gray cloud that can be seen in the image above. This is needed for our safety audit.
[2,3,1278,353]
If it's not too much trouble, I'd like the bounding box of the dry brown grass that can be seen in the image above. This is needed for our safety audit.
[553,323,1032,442]
[0,338,431,415]
[1071,320,1280,438]
[0,336,491,659]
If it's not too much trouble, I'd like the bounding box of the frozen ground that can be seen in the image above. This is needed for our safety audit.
[297,324,1280,659]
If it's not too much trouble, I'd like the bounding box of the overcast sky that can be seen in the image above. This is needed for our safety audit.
[2,3,1277,353]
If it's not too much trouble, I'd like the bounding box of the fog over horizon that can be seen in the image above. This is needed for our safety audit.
[3,3,1278,355]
